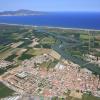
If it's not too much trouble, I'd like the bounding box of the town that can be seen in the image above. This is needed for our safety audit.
[0,24,100,100]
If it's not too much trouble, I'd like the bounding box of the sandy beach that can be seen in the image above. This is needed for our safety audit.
[0,23,100,31]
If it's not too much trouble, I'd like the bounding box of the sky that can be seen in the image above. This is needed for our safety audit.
[0,0,100,12]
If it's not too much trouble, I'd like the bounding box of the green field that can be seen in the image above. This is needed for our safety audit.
[0,82,14,98]
[40,36,56,44]
[39,59,58,70]
[0,46,10,53]
[18,53,33,60]
[27,48,51,56]
[82,94,100,100]
[5,54,17,62]
[0,64,17,75]
[0,47,20,59]
[80,34,93,40]
[63,91,100,100]
[51,93,100,100]
[0,45,5,51]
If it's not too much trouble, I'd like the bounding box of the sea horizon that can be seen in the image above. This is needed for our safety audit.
[0,12,100,30]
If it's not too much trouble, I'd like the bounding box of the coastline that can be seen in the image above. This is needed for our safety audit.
[0,23,100,31]
[0,14,44,16]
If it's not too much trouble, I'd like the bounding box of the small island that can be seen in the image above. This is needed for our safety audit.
[0,9,44,16]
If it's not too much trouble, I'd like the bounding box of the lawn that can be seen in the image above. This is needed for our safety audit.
[0,82,14,98]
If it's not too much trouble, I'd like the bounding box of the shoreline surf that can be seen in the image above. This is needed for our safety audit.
[0,23,100,32]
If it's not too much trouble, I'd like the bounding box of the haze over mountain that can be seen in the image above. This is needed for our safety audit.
[0,9,44,16]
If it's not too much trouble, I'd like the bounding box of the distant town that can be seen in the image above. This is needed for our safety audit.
[0,24,100,100]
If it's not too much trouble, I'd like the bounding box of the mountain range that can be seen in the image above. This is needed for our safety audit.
[0,9,44,16]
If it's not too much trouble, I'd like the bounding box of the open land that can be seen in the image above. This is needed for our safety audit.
[0,24,100,100]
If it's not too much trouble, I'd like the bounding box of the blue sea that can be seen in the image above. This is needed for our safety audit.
[0,12,100,30]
